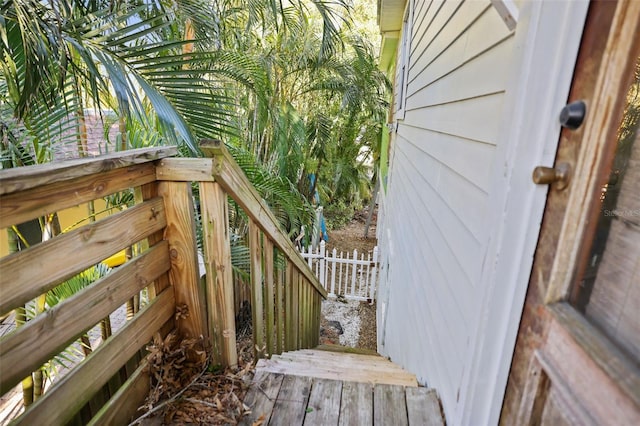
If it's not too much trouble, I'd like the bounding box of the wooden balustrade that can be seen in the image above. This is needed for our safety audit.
[0,142,325,424]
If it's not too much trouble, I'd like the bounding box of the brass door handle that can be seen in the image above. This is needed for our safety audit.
[532,163,571,190]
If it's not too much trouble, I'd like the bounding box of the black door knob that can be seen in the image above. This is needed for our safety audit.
[559,100,586,130]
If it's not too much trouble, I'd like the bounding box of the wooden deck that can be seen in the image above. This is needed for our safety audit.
[241,349,444,425]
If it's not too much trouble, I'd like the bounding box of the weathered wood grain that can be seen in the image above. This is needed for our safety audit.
[0,242,170,395]
[374,384,408,426]
[200,139,326,298]
[86,360,150,426]
[0,162,157,229]
[249,220,265,358]
[285,262,293,351]
[268,375,312,425]
[0,197,166,315]
[0,146,176,196]
[12,289,175,426]
[406,387,444,426]
[304,378,342,425]
[200,181,238,368]
[339,381,373,426]
[159,181,207,340]
[275,255,285,354]
[239,371,284,426]
[545,303,640,423]
[156,158,216,182]
[264,238,275,357]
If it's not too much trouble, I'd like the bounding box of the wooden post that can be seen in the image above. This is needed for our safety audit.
[249,220,264,358]
[159,181,207,340]
[264,238,275,357]
[200,182,238,368]
[292,269,300,350]
[319,241,326,290]
[275,252,284,355]
[285,262,293,351]
[370,246,379,302]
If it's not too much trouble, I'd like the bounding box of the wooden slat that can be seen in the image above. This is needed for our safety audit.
[268,375,312,425]
[239,371,284,426]
[159,181,206,340]
[87,360,150,426]
[0,162,157,229]
[339,381,373,426]
[303,378,342,425]
[156,158,216,182]
[275,254,285,355]
[249,220,265,358]
[292,269,300,349]
[0,197,166,315]
[406,387,444,426]
[374,384,409,426]
[0,242,170,395]
[0,146,176,196]
[200,139,326,298]
[13,289,175,426]
[264,238,275,357]
[285,262,293,351]
[140,183,171,300]
[200,181,238,368]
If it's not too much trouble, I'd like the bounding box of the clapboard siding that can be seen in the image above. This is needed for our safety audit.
[380,0,518,421]
[400,125,495,192]
[408,6,513,96]
[396,139,487,264]
[404,92,506,144]
[407,36,514,109]
[410,1,491,81]
[393,143,478,310]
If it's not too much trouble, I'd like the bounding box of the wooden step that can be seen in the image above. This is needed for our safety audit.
[240,371,445,426]
[257,350,418,387]
[272,352,410,374]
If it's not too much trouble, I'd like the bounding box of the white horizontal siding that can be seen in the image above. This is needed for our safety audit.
[381,2,519,423]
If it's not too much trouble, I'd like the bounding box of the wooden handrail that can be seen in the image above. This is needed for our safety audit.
[200,139,327,299]
[0,146,177,196]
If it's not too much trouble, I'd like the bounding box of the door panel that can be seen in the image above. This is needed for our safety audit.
[501,0,640,424]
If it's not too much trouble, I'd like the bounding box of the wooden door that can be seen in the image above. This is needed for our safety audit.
[501,1,640,424]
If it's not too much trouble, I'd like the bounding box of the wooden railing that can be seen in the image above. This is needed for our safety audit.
[0,142,326,424]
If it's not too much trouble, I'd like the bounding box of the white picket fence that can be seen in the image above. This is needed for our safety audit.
[299,241,379,301]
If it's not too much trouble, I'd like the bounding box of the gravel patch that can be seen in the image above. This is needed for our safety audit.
[321,299,361,347]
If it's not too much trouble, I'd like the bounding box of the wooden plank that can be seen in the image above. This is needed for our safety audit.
[264,238,275,357]
[0,162,157,230]
[268,375,312,425]
[140,183,171,299]
[200,181,238,368]
[292,270,300,349]
[239,371,284,426]
[545,304,640,417]
[0,197,167,315]
[0,242,170,395]
[257,359,418,387]
[87,360,150,426]
[249,220,265,358]
[200,139,326,299]
[339,381,372,426]
[303,379,342,425]
[374,384,409,426]
[12,289,175,426]
[159,181,207,340]
[285,262,293,351]
[0,146,176,196]
[155,157,216,182]
[406,387,444,426]
[275,254,284,354]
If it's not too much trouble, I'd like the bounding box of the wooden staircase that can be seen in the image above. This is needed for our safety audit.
[242,346,445,425]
